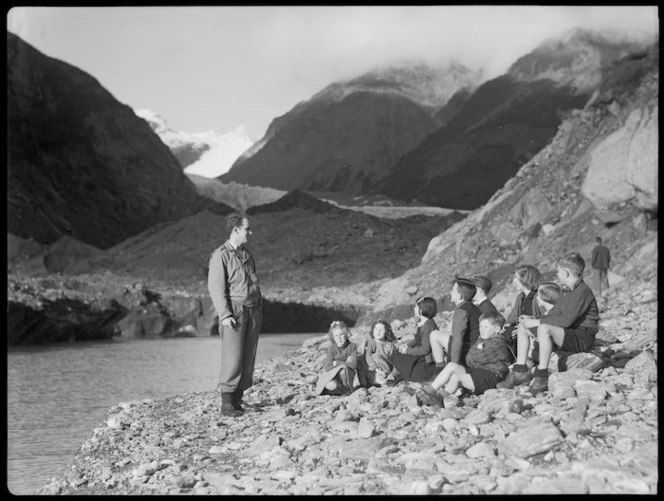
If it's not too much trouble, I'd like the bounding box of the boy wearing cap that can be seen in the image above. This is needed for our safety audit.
[429,278,481,368]
[472,275,498,316]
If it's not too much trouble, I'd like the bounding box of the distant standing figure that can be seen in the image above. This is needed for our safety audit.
[208,211,262,418]
[591,237,611,297]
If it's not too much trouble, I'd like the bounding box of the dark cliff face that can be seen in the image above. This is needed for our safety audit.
[7,32,230,250]
[220,91,438,195]
[373,76,590,210]
[373,31,650,210]
[221,62,482,195]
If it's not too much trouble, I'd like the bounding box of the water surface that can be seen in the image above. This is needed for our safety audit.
[6,334,316,494]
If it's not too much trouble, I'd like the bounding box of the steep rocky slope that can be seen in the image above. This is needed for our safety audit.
[7,32,231,250]
[366,40,658,323]
[374,29,652,209]
[220,61,482,194]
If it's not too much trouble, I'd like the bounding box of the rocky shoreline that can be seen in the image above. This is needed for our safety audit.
[38,277,657,495]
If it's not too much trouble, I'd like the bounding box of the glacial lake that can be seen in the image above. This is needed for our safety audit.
[6,333,318,495]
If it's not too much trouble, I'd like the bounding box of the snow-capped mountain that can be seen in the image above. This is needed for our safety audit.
[134,108,254,178]
[183,125,254,178]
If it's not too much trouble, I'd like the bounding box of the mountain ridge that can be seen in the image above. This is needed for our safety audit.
[220,60,483,194]
[7,31,232,250]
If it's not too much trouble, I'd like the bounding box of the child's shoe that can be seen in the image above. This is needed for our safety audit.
[528,377,548,395]
[374,373,388,386]
[496,368,532,389]
[416,384,444,408]
[385,375,403,387]
[528,370,549,395]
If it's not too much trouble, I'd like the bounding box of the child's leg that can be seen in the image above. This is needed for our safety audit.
[456,373,476,393]
[536,324,565,371]
[430,362,464,391]
[444,374,461,394]
[515,326,532,366]
[324,378,339,391]
[373,353,393,373]
[429,329,451,363]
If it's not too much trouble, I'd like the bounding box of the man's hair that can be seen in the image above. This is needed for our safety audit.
[453,278,477,302]
[479,311,505,329]
[415,296,438,319]
[537,282,561,305]
[369,320,396,342]
[226,211,249,236]
[596,237,602,243]
[515,264,541,291]
[558,252,585,277]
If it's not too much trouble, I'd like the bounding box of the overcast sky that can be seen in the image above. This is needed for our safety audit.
[7,6,659,139]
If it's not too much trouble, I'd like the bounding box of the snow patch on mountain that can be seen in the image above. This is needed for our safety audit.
[183,126,254,178]
[134,108,254,177]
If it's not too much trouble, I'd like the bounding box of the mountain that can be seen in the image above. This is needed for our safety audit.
[219,61,483,194]
[367,39,658,322]
[7,33,657,346]
[7,31,232,250]
[374,28,653,210]
[134,108,254,177]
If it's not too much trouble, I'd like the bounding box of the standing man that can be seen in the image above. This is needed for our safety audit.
[208,211,262,417]
[590,237,611,298]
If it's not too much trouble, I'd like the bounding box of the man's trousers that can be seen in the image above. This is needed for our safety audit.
[218,303,262,394]
[592,268,609,296]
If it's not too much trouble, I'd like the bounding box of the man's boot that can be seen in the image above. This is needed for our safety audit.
[220,392,241,417]
[232,389,245,413]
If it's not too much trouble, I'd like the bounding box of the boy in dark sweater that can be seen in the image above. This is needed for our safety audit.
[430,278,481,368]
[417,311,512,406]
[505,252,599,395]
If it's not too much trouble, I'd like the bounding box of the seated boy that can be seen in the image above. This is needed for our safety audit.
[497,282,561,389]
[429,278,481,370]
[472,275,499,315]
[503,252,599,395]
[417,311,512,406]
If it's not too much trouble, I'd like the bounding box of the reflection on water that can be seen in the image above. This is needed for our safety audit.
[7,334,316,495]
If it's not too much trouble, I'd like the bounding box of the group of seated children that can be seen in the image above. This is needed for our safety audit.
[316,251,600,402]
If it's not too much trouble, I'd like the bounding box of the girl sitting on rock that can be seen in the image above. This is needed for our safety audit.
[315,320,358,396]
[362,320,399,386]
[387,296,440,384]
[501,264,542,361]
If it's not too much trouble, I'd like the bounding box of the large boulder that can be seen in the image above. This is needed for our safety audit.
[581,105,658,212]
[509,187,554,229]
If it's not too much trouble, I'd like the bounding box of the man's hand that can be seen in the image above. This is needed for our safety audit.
[221,317,237,329]
[397,344,409,354]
